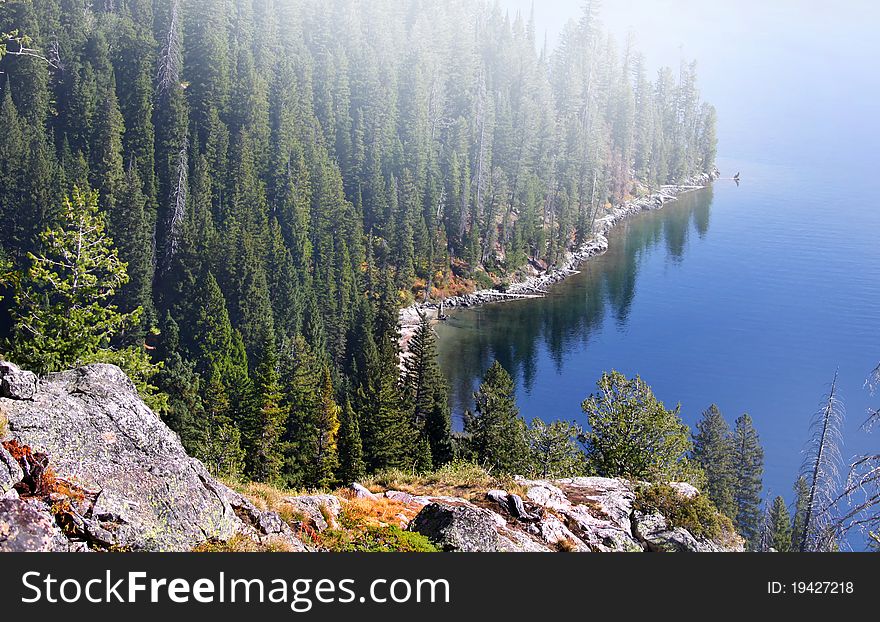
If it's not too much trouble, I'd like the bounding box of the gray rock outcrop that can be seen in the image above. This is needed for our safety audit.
[0,362,309,552]
[407,477,743,553]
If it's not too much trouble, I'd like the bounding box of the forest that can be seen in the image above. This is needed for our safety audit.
[0,0,718,501]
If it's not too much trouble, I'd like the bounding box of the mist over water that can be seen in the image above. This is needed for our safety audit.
[437,157,880,528]
[434,2,880,537]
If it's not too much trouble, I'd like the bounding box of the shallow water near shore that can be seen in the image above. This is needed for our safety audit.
[436,156,880,533]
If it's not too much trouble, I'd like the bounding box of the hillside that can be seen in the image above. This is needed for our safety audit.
[0,0,717,491]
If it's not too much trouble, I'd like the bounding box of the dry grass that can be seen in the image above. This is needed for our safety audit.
[0,406,8,439]
[363,460,528,501]
[221,479,310,526]
[334,495,417,529]
[193,534,300,553]
[555,538,579,553]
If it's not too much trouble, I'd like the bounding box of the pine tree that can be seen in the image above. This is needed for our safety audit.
[310,366,341,488]
[155,312,206,456]
[242,333,285,483]
[464,360,529,474]
[581,371,699,483]
[403,313,453,466]
[201,364,245,479]
[766,495,792,552]
[9,188,141,373]
[732,413,764,550]
[692,404,736,520]
[113,161,155,339]
[791,475,810,552]
[527,419,587,478]
[337,396,366,484]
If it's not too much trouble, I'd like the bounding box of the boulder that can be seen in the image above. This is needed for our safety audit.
[347,482,378,500]
[385,490,428,506]
[0,444,22,496]
[0,361,37,400]
[284,494,343,531]
[631,511,731,553]
[409,502,501,552]
[0,498,61,552]
[0,363,309,552]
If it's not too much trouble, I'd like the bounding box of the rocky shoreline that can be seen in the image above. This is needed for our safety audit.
[399,169,719,351]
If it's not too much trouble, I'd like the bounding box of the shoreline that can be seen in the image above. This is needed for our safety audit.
[399,169,720,352]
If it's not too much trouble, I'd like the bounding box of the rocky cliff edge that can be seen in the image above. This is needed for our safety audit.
[0,361,742,552]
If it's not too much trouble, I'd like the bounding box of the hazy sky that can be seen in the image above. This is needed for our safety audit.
[497,0,880,167]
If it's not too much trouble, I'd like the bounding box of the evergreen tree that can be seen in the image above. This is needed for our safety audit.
[527,419,588,478]
[692,404,736,520]
[281,337,342,488]
[242,333,285,483]
[732,413,764,550]
[581,371,699,483]
[9,188,141,373]
[766,495,792,552]
[791,475,810,552]
[310,366,341,488]
[337,396,366,484]
[464,360,529,474]
[403,313,453,466]
[112,161,155,339]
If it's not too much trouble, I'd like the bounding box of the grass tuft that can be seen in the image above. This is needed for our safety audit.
[363,460,528,500]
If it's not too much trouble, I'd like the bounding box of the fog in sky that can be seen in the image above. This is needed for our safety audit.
[498,0,880,168]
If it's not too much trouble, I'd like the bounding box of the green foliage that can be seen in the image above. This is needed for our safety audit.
[9,188,142,374]
[634,483,734,542]
[581,371,701,484]
[242,334,286,483]
[692,404,737,520]
[323,524,438,553]
[280,337,340,488]
[337,397,365,484]
[791,475,810,552]
[403,313,453,467]
[766,496,792,552]
[732,413,764,550]
[527,419,589,478]
[464,360,530,475]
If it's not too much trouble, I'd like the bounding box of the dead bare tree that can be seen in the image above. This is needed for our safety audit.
[838,362,880,549]
[164,135,189,269]
[798,370,845,551]
[156,0,182,98]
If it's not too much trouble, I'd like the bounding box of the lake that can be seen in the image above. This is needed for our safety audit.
[436,155,880,528]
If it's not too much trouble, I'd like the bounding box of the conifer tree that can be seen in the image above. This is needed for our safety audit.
[113,161,155,338]
[790,475,811,552]
[766,495,792,552]
[581,371,699,483]
[692,404,737,520]
[242,333,285,483]
[310,366,341,488]
[465,360,529,475]
[527,419,587,478]
[403,313,453,466]
[732,413,764,550]
[9,188,141,374]
[337,396,366,484]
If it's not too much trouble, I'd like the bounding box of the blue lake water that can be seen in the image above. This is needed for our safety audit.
[436,155,880,527]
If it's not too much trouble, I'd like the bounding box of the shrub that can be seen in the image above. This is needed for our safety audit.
[472,269,494,290]
[634,483,735,542]
[322,525,438,553]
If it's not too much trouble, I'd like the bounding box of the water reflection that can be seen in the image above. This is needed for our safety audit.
[436,187,714,422]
